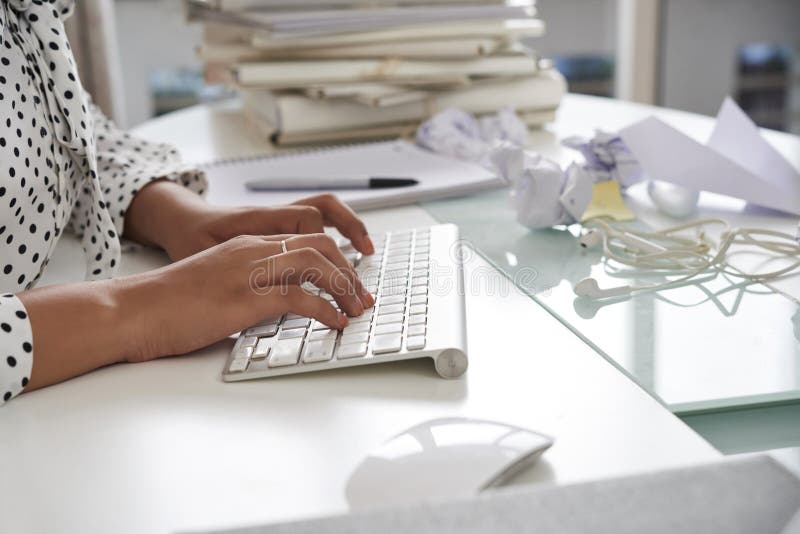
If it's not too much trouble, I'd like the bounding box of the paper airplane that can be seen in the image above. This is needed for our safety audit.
[619,97,800,215]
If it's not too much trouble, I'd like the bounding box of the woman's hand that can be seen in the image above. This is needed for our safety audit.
[124,181,375,261]
[20,233,374,389]
[125,232,374,362]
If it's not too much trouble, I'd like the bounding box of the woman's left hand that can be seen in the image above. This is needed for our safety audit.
[124,181,376,260]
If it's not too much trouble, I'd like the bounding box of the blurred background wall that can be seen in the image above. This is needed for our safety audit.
[104,0,798,134]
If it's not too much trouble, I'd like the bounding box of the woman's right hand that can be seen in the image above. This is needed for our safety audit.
[119,233,375,363]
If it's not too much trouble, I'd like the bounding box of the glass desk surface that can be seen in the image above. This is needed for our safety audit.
[423,188,800,413]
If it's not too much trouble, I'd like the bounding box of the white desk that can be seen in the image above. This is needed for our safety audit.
[0,95,718,534]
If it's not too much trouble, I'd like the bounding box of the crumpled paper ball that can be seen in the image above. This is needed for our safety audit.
[562,130,644,188]
[416,107,529,167]
[490,142,595,229]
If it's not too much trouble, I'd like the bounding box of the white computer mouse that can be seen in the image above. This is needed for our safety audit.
[345,416,554,509]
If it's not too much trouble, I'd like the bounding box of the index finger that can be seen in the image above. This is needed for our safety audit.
[293,194,375,255]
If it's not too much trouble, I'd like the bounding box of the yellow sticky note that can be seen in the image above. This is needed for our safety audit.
[581,180,636,222]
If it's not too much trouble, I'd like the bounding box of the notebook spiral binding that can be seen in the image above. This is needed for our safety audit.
[196,139,394,170]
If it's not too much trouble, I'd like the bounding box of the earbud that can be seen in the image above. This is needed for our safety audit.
[579,229,603,248]
[573,278,633,298]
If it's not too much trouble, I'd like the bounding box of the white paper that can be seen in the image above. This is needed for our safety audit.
[619,97,800,215]
[203,140,500,211]
[708,97,800,208]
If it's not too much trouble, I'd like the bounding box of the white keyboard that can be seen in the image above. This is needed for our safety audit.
[223,224,468,381]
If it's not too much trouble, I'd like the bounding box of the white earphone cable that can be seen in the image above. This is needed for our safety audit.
[575,219,800,298]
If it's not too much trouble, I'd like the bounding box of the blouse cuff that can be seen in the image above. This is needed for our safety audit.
[91,101,208,238]
[98,152,209,238]
[0,293,33,406]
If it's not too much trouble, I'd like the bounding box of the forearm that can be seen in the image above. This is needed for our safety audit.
[17,279,143,391]
[123,179,210,253]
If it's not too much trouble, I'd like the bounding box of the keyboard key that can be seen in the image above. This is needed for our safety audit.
[411,286,428,296]
[309,329,337,342]
[384,270,409,282]
[381,276,408,289]
[380,295,406,306]
[342,322,371,335]
[378,303,405,315]
[302,340,335,363]
[409,304,427,315]
[229,358,249,373]
[311,320,331,331]
[410,295,427,306]
[406,335,426,351]
[246,324,278,337]
[377,313,404,325]
[285,313,306,321]
[373,333,402,354]
[375,323,403,335]
[252,338,271,360]
[359,257,383,268]
[408,324,426,337]
[279,328,306,340]
[340,331,369,344]
[412,268,428,277]
[268,338,304,367]
[336,342,368,359]
[386,260,409,270]
[412,276,428,287]
[380,285,407,297]
[234,346,253,360]
[409,314,426,326]
[283,318,311,330]
[239,336,258,348]
[349,310,373,324]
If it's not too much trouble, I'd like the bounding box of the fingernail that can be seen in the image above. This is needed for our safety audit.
[364,235,375,255]
[338,312,349,328]
[361,289,375,307]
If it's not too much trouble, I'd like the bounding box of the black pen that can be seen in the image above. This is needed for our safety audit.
[245,176,419,191]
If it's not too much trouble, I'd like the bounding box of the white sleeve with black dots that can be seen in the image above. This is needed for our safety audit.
[0,294,33,406]
[77,102,208,239]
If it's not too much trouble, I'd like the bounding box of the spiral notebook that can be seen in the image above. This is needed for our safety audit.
[201,140,500,211]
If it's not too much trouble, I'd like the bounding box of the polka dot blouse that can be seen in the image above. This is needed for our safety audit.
[0,0,206,405]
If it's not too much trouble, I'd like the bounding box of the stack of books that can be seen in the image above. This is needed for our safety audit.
[186,0,566,146]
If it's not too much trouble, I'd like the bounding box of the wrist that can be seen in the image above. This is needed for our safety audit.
[109,274,166,363]
[124,180,210,257]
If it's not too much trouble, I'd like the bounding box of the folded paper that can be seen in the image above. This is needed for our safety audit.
[619,97,800,215]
